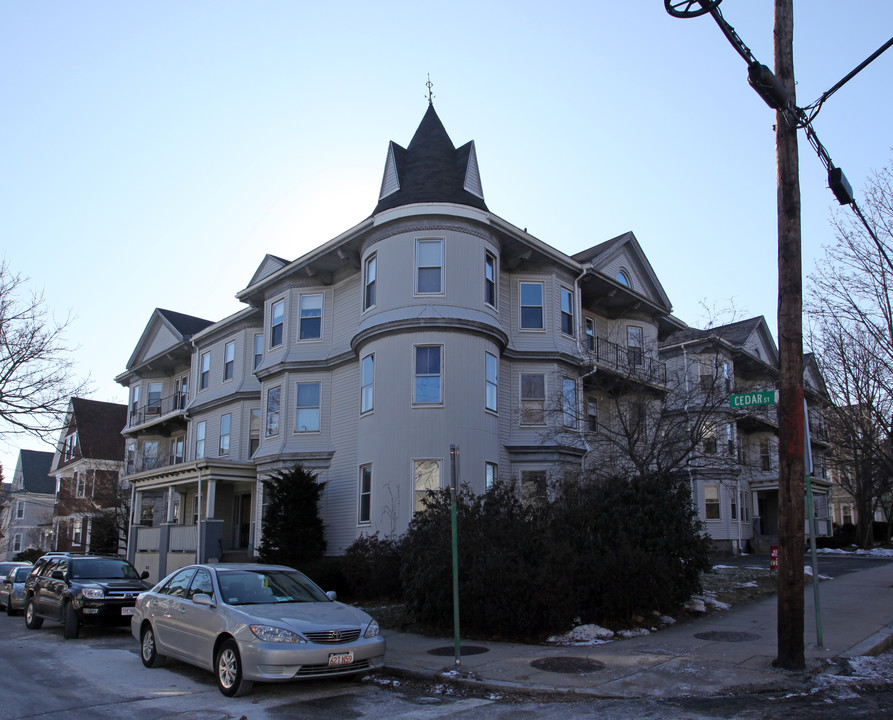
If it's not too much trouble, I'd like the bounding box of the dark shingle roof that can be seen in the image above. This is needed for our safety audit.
[372,105,488,215]
[70,398,128,462]
[662,316,764,348]
[157,309,214,339]
[19,449,55,494]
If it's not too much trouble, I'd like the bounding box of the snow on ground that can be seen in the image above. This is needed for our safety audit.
[816,547,893,558]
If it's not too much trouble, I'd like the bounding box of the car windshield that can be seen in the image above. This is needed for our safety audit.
[13,567,31,582]
[217,569,329,606]
[70,559,141,580]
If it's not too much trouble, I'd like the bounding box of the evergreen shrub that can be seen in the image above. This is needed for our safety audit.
[256,464,326,567]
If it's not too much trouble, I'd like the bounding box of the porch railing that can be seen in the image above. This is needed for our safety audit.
[590,336,667,385]
[169,524,199,552]
[136,526,161,552]
[129,390,188,428]
[126,452,186,477]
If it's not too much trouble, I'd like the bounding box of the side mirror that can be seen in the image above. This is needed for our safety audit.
[192,593,215,607]
[140,571,150,580]
[326,590,337,602]
[51,570,66,581]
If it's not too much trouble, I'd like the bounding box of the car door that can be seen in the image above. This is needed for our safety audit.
[148,568,196,657]
[0,569,12,606]
[34,559,64,617]
[174,568,227,669]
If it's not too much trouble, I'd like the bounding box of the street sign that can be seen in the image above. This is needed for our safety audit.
[729,390,778,408]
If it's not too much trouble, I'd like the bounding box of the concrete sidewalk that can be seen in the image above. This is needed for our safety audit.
[381,561,893,699]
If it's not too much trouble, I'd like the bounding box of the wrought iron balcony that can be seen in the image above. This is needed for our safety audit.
[128,391,188,428]
[587,336,667,385]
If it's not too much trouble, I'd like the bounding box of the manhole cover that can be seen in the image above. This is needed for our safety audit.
[427,645,490,656]
[530,656,605,674]
[694,631,761,642]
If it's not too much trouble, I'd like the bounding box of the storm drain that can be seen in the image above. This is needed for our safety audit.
[694,631,761,642]
[530,656,606,674]
[427,645,490,656]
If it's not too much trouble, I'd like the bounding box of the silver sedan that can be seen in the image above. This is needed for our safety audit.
[131,563,385,696]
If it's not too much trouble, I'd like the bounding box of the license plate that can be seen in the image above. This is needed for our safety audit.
[328,652,354,667]
[121,607,137,616]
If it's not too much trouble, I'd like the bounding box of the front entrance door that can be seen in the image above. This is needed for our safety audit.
[233,494,251,549]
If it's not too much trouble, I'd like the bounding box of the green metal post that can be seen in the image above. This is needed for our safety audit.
[450,445,461,667]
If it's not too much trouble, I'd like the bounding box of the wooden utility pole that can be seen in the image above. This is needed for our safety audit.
[774,0,806,671]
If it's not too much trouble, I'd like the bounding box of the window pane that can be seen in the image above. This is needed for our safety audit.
[415,347,441,404]
[296,383,319,432]
[414,460,440,512]
[417,267,441,294]
[300,295,323,340]
[266,388,281,436]
[359,465,372,524]
[361,355,374,413]
[520,283,544,329]
[417,239,442,266]
[485,352,498,412]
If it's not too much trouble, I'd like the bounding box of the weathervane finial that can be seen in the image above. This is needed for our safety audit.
[426,74,435,106]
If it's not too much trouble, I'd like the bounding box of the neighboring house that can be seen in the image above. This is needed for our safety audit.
[660,318,832,552]
[116,307,261,581]
[49,398,128,554]
[0,450,55,560]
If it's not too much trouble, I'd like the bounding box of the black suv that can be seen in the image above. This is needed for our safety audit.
[24,553,150,639]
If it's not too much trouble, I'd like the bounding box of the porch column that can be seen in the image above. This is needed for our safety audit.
[205,479,217,520]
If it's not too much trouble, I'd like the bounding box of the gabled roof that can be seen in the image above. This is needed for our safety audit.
[118,308,214,379]
[65,398,127,463]
[372,104,488,215]
[573,231,673,312]
[661,316,779,367]
[245,254,290,289]
[17,449,55,494]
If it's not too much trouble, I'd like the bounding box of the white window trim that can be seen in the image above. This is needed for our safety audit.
[358,464,372,526]
[298,293,324,342]
[414,238,445,296]
[519,280,545,331]
[413,344,444,407]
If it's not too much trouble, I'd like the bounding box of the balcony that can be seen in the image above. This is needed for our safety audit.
[128,391,188,430]
[589,336,667,386]
[125,452,186,478]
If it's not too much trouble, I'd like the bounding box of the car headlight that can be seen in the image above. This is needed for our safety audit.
[82,588,105,599]
[249,625,307,643]
[364,619,380,639]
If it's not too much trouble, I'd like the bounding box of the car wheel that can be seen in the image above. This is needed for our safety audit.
[63,602,80,639]
[141,625,167,668]
[24,599,43,629]
[215,638,253,697]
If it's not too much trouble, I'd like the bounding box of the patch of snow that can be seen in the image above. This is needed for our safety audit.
[685,598,707,613]
[816,547,893,558]
[617,628,650,639]
[547,623,615,646]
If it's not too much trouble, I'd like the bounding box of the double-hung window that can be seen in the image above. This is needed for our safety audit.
[169,436,185,465]
[299,294,322,340]
[587,397,599,432]
[266,387,281,437]
[130,386,140,418]
[219,414,231,455]
[414,346,442,404]
[249,409,261,456]
[561,377,577,428]
[361,354,374,414]
[16,500,24,519]
[254,334,263,370]
[296,382,320,432]
[485,462,498,490]
[705,485,720,520]
[416,239,443,294]
[199,352,210,390]
[627,326,644,367]
[271,299,284,348]
[520,373,546,425]
[223,341,235,381]
[414,460,440,513]
[485,352,498,413]
[560,287,574,336]
[364,254,377,310]
[585,318,595,351]
[358,465,372,525]
[485,252,497,308]
[520,282,544,330]
[195,422,206,459]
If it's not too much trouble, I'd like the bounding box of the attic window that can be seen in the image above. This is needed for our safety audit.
[616,269,631,287]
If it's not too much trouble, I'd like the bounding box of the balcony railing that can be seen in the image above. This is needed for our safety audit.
[126,452,186,477]
[129,391,188,428]
[590,336,667,385]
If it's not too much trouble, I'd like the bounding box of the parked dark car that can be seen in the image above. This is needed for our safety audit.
[0,564,33,615]
[24,553,150,639]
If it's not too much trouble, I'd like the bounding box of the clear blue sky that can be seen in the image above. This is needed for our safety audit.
[2,1,891,476]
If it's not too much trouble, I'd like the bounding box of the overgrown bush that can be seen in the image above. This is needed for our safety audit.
[341,533,404,601]
[399,473,711,640]
[256,464,326,567]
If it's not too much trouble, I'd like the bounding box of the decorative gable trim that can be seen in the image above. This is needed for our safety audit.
[379,142,400,200]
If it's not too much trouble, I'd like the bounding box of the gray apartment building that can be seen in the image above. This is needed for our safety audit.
[119,103,830,577]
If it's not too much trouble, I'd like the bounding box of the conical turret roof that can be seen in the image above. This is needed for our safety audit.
[373,104,487,214]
